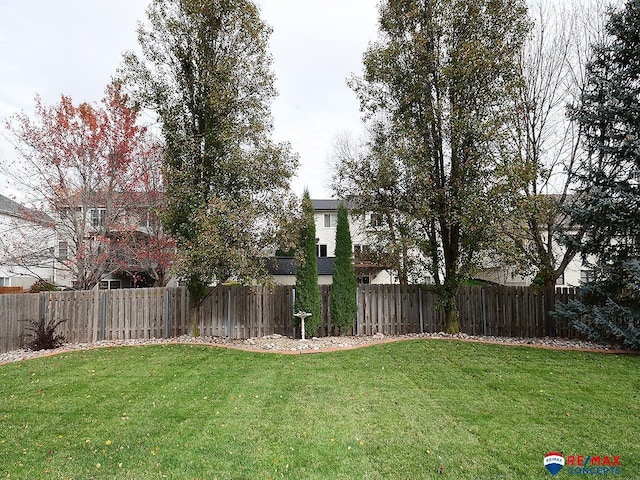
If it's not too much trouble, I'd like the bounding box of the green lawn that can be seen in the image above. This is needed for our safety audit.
[0,340,638,479]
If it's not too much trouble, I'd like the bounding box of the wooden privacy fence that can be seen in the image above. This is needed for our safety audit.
[0,284,579,354]
[0,287,189,354]
[193,285,579,339]
[351,285,579,338]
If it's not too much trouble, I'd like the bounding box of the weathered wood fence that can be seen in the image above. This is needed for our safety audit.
[0,285,579,354]
[0,287,189,354]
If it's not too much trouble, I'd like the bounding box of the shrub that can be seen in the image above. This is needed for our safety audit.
[294,191,322,336]
[330,203,357,334]
[23,317,67,351]
[29,279,59,293]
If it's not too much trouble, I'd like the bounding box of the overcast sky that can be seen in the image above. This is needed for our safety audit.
[0,0,380,201]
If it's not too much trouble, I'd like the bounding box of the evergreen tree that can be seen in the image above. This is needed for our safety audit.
[555,0,640,349]
[294,191,322,336]
[330,203,358,334]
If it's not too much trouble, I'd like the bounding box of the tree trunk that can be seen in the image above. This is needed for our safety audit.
[444,297,460,334]
[189,306,199,337]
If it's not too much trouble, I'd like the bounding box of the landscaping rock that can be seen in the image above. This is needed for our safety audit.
[0,332,631,366]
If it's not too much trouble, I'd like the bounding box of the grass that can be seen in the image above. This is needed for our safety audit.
[0,340,638,479]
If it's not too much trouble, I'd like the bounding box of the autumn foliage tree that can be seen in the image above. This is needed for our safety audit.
[3,82,174,289]
[497,0,614,288]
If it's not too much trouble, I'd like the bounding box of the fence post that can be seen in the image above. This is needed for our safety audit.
[419,287,424,334]
[481,287,487,337]
[546,288,555,337]
[355,287,359,336]
[100,291,107,341]
[163,289,170,338]
[227,287,232,338]
[292,287,296,338]
[39,292,45,322]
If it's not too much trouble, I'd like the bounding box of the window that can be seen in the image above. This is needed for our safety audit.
[58,241,68,261]
[0,277,9,287]
[357,275,370,284]
[323,214,337,228]
[90,209,106,227]
[138,209,149,228]
[316,244,328,257]
[138,209,157,229]
[369,213,383,228]
[580,270,593,284]
[99,279,122,290]
[353,244,370,260]
[555,273,565,286]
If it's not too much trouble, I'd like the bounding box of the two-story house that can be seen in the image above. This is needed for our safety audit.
[268,199,395,285]
[0,193,57,290]
[53,190,174,290]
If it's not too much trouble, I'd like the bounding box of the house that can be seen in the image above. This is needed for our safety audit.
[268,199,395,285]
[54,191,174,290]
[474,196,590,288]
[291,197,591,289]
[266,256,336,285]
[0,193,57,290]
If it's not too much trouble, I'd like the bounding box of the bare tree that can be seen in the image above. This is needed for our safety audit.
[498,0,617,287]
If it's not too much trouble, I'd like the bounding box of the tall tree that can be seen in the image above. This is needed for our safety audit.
[344,0,529,332]
[555,0,640,349]
[121,0,298,303]
[294,190,322,337]
[330,202,358,334]
[3,83,172,289]
[332,129,425,285]
[497,0,614,288]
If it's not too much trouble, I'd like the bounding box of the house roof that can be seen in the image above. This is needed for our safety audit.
[266,256,335,276]
[0,194,53,224]
[312,199,339,211]
[311,199,358,212]
[63,190,163,208]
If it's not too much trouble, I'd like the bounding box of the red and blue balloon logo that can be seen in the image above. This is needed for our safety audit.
[544,452,565,476]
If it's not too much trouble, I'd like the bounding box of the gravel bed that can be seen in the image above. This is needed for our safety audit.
[0,332,629,366]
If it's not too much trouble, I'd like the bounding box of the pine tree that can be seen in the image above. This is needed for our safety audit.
[294,191,322,336]
[330,203,358,334]
[555,0,640,349]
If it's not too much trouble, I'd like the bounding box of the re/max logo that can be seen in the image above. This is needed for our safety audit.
[566,456,621,467]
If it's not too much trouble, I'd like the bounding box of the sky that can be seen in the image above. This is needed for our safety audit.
[0,0,380,201]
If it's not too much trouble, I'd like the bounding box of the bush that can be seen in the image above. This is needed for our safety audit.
[294,191,322,336]
[29,279,59,293]
[330,203,357,334]
[23,317,67,351]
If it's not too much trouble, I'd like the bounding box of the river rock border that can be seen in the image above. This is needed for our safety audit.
[1,332,635,366]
